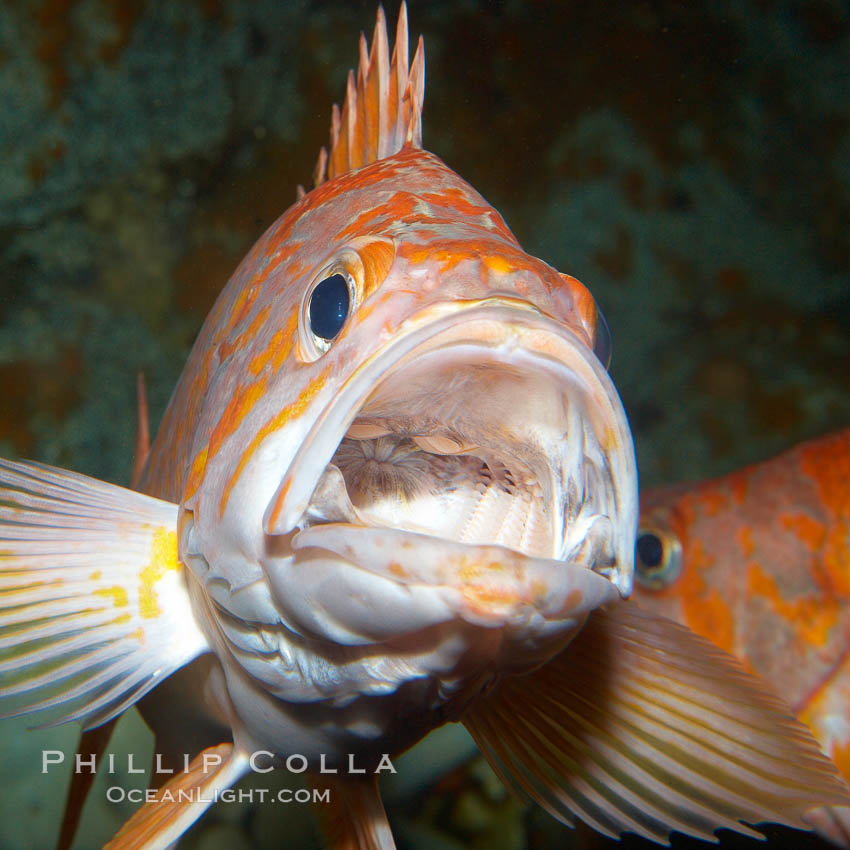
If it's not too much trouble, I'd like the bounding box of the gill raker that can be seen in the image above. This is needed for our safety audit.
[634,426,850,847]
[1,6,848,849]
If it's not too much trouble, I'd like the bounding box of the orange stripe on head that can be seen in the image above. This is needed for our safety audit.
[208,375,269,460]
[184,447,209,501]
[419,187,514,240]
[248,311,299,376]
[338,206,391,242]
[272,311,300,371]
[219,363,333,518]
[399,238,543,279]
[249,328,285,376]
[217,303,271,363]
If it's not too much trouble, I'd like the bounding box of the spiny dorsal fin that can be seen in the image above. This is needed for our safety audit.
[313,3,424,187]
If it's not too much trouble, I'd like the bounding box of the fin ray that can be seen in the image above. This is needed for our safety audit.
[465,602,850,843]
[103,742,250,850]
[318,3,424,185]
[0,458,209,729]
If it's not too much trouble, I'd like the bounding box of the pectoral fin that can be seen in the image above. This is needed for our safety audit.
[464,601,850,844]
[103,742,250,850]
[0,458,209,729]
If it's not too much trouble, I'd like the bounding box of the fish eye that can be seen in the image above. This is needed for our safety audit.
[635,527,682,590]
[308,272,352,349]
[593,302,612,369]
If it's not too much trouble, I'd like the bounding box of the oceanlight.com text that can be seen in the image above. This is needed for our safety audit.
[105,786,330,805]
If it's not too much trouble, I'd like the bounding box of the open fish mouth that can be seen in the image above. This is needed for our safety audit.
[309,345,626,577]
[265,300,637,617]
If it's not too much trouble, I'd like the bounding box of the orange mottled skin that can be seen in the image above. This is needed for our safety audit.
[636,427,850,779]
[140,146,595,514]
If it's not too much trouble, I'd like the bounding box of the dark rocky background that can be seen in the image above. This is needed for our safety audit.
[0,1,847,847]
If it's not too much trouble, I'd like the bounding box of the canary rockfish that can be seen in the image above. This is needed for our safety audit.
[0,6,847,849]
[635,426,850,847]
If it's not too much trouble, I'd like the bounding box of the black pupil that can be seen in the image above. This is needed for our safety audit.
[636,532,663,568]
[309,274,350,341]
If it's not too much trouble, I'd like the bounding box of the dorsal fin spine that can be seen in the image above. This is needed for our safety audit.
[370,8,390,161]
[406,34,424,146]
[315,3,424,187]
[394,5,410,152]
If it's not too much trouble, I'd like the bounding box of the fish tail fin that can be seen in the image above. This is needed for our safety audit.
[131,372,150,490]
[56,719,119,850]
[463,602,850,844]
[0,458,209,730]
[318,3,425,186]
[103,742,250,850]
[319,776,397,850]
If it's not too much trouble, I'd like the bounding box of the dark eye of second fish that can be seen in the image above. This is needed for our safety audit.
[635,527,683,590]
[636,531,663,568]
[309,273,350,341]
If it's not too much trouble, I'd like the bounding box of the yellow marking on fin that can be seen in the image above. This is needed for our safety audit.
[89,570,102,581]
[95,586,129,608]
[138,528,179,620]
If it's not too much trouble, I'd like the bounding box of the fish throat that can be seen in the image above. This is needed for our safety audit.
[305,346,617,575]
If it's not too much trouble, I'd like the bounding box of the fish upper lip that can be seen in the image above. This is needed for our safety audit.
[263,299,637,597]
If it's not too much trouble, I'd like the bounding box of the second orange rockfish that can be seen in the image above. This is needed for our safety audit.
[636,426,850,845]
